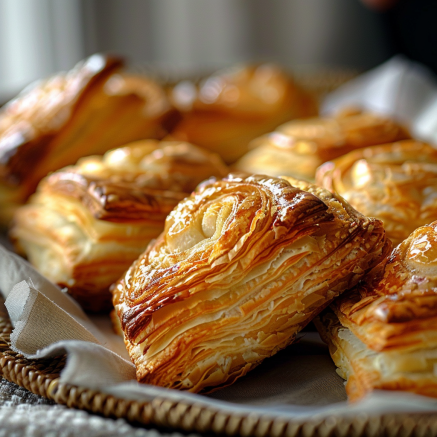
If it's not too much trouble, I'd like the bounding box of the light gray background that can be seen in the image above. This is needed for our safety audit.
[0,0,391,101]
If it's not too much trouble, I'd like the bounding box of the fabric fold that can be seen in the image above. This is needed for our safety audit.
[322,55,437,145]
[3,56,437,419]
[0,244,135,388]
[3,241,437,419]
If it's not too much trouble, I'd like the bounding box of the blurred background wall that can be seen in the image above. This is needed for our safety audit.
[0,0,391,101]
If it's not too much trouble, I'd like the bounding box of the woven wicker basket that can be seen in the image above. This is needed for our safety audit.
[2,70,437,436]
[1,305,437,437]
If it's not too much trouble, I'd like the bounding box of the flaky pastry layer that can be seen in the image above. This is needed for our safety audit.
[317,140,437,246]
[11,140,227,311]
[234,111,409,181]
[0,54,178,226]
[316,220,437,401]
[315,310,437,402]
[168,64,317,163]
[113,173,388,392]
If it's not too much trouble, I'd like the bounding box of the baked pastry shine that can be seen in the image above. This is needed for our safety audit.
[316,140,437,246]
[234,111,409,181]
[11,140,227,311]
[168,64,317,163]
[0,54,177,226]
[315,221,437,401]
[113,173,388,392]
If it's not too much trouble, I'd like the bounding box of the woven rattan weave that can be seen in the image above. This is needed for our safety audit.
[1,306,437,436]
[1,70,437,436]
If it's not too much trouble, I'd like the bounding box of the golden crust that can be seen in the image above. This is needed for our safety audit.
[113,173,388,392]
[316,140,437,246]
[168,64,317,164]
[333,221,437,352]
[316,220,437,401]
[234,111,409,181]
[0,54,178,226]
[11,140,227,312]
[315,310,437,402]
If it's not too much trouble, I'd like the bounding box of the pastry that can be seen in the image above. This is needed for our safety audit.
[316,140,437,246]
[11,140,227,312]
[0,53,178,226]
[112,174,388,392]
[234,110,409,181]
[315,221,437,401]
[168,64,317,164]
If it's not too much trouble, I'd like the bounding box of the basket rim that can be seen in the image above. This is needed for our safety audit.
[2,308,437,436]
[0,65,435,436]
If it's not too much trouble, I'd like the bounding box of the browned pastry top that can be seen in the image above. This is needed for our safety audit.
[38,140,228,223]
[334,220,437,352]
[0,54,123,185]
[0,54,177,196]
[113,172,388,393]
[171,64,315,118]
[233,110,409,181]
[168,64,317,164]
[256,111,409,163]
[317,140,437,246]
[115,174,332,337]
[103,73,173,119]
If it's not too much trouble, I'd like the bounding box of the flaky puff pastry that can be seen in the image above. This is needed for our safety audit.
[168,64,317,164]
[315,221,437,401]
[317,140,437,246]
[234,111,409,181]
[0,54,178,226]
[112,173,388,392]
[11,140,227,312]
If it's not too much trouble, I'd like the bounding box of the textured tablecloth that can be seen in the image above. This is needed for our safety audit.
[0,236,193,436]
[0,377,195,437]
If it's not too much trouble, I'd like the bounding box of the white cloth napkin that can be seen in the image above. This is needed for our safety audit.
[4,57,437,419]
[322,55,437,145]
[2,242,437,420]
[0,245,136,387]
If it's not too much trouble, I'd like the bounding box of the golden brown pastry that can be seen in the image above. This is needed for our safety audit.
[11,140,227,312]
[168,64,317,164]
[112,173,388,392]
[316,140,437,246]
[234,111,409,181]
[315,221,437,402]
[0,54,178,226]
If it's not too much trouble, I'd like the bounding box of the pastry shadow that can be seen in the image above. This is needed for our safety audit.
[206,331,346,407]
